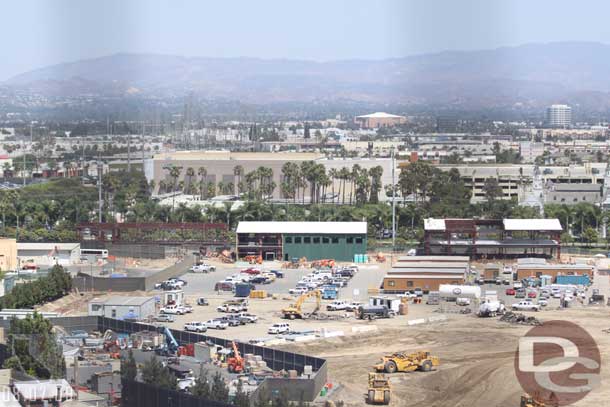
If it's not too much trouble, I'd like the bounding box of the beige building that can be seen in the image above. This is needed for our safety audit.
[354,112,407,128]
[0,238,17,272]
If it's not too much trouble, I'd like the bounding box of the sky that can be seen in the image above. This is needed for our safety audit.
[2,0,610,80]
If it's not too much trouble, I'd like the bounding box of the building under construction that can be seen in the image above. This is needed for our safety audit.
[423,218,562,260]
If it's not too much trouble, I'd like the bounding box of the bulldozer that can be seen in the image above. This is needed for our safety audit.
[374,351,439,374]
[367,373,391,405]
[282,290,321,319]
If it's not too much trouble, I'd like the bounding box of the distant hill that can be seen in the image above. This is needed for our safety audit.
[7,42,610,109]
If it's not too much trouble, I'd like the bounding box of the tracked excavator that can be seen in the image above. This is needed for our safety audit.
[282,290,321,319]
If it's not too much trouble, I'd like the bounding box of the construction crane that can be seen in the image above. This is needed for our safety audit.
[282,290,321,319]
[163,326,179,353]
[227,341,245,373]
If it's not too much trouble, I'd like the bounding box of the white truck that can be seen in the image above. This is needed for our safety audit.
[326,300,349,311]
[191,264,216,273]
[511,301,540,312]
[478,299,506,317]
[160,304,187,315]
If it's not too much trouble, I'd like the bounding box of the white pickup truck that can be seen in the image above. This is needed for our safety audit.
[191,263,216,273]
[326,300,348,311]
[160,304,187,315]
[511,301,540,312]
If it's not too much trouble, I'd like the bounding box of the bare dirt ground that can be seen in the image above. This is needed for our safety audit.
[279,306,610,407]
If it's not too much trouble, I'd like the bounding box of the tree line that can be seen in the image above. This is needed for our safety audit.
[0,265,72,309]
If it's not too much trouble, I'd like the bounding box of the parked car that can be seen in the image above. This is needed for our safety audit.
[456,297,471,306]
[182,305,193,313]
[197,297,209,306]
[511,301,540,312]
[537,299,548,307]
[160,304,186,315]
[513,281,523,289]
[505,288,516,296]
[204,319,229,330]
[515,290,526,299]
[241,268,261,275]
[289,287,308,295]
[268,323,290,334]
[231,312,258,323]
[218,315,242,327]
[191,264,216,273]
[502,279,511,285]
[527,291,537,299]
[154,314,176,323]
[71,330,89,338]
[215,282,235,291]
[216,304,245,313]
[413,288,423,297]
[184,322,208,332]
[269,270,284,278]
[326,300,348,311]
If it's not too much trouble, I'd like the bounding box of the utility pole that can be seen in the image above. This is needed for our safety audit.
[98,158,103,223]
[391,147,396,256]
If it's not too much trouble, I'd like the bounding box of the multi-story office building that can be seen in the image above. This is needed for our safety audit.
[545,104,572,128]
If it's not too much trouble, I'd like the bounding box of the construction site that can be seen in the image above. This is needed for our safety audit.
[14,243,606,406]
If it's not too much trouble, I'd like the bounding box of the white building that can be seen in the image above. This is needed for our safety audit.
[17,243,81,267]
[519,142,545,163]
[546,104,572,128]
[88,296,156,320]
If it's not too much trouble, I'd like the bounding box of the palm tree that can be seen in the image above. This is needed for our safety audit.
[233,165,243,196]
[369,165,384,204]
[167,165,183,210]
[185,167,195,194]
[328,168,338,204]
[197,167,207,199]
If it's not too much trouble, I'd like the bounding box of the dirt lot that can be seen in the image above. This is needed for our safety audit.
[279,305,610,407]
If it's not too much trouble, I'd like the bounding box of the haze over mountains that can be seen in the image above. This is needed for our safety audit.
[6,42,610,110]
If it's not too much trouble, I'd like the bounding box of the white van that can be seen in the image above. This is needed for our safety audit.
[268,323,290,334]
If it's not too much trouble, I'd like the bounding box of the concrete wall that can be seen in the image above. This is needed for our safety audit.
[0,239,16,272]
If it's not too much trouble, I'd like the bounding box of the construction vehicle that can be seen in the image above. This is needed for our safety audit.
[374,351,439,374]
[367,372,391,405]
[520,394,546,407]
[244,255,263,264]
[227,341,245,373]
[163,326,179,354]
[282,290,321,319]
[311,259,335,269]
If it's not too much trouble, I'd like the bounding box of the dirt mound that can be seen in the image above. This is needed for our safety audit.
[499,311,542,326]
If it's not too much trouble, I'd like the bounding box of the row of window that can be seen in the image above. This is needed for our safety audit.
[285,236,364,245]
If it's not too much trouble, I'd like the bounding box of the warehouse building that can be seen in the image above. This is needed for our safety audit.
[88,296,156,320]
[0,239,17,272]
[236,221,367,261]
[423,218,562,259]
[381,256,468,293]
[515,261,594,281]
[354,112,407,128]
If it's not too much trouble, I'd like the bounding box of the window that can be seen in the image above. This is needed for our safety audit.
[347,237,354,244]
[304,237,311,244]
[111,309,117,318]
[322,237,329,244]
[285,237,292,244]
[355,237,363,244]
[91,304,102,312]
[295,237,302,244]
[388,280,395,287]
[331,237,339,244]
[313,237,320,244]
[407,281,414,287]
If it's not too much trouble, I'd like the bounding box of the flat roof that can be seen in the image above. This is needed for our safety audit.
[503,219,562,231]
[396,256,469,262]
[154,151,323,161]
[516,264,593,270]
[17,243,80,251]
[236,221,367,235]
[356,112,405,119]
[384,275,465,280]
[429,239,559,246]
[93,296,154,307]
[389,268,466,274]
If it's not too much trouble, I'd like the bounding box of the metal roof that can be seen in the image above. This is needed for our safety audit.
[93,296,154,307]
[236,221,367,235]
[396,255,470,262]
[384,275,465,279]
[503,219,562,231]
[17,243,80,251]
[356,112,405,119]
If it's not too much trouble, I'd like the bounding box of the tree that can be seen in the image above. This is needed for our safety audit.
[120,349,138,407]
[209,371,229,402]
[190,366,211,398]
[198,167,208,199]
[141,356,177,390]
[233,380,250,407]
[303,122,311,139]
[582,226,599,246]
[483,178,503,211]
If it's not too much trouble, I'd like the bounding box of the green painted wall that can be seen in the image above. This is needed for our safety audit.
[282,234,367,261]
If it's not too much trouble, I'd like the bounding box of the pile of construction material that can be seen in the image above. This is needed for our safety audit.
[243,353,273,375]
[499,311,542,326]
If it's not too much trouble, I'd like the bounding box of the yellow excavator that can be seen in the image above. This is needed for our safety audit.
[367,372,391,405]
[282,290,321,319]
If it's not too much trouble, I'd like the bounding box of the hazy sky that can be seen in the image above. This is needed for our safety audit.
[2,0,610,80]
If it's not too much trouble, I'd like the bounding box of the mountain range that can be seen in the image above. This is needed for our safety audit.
[6,42,610,110]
